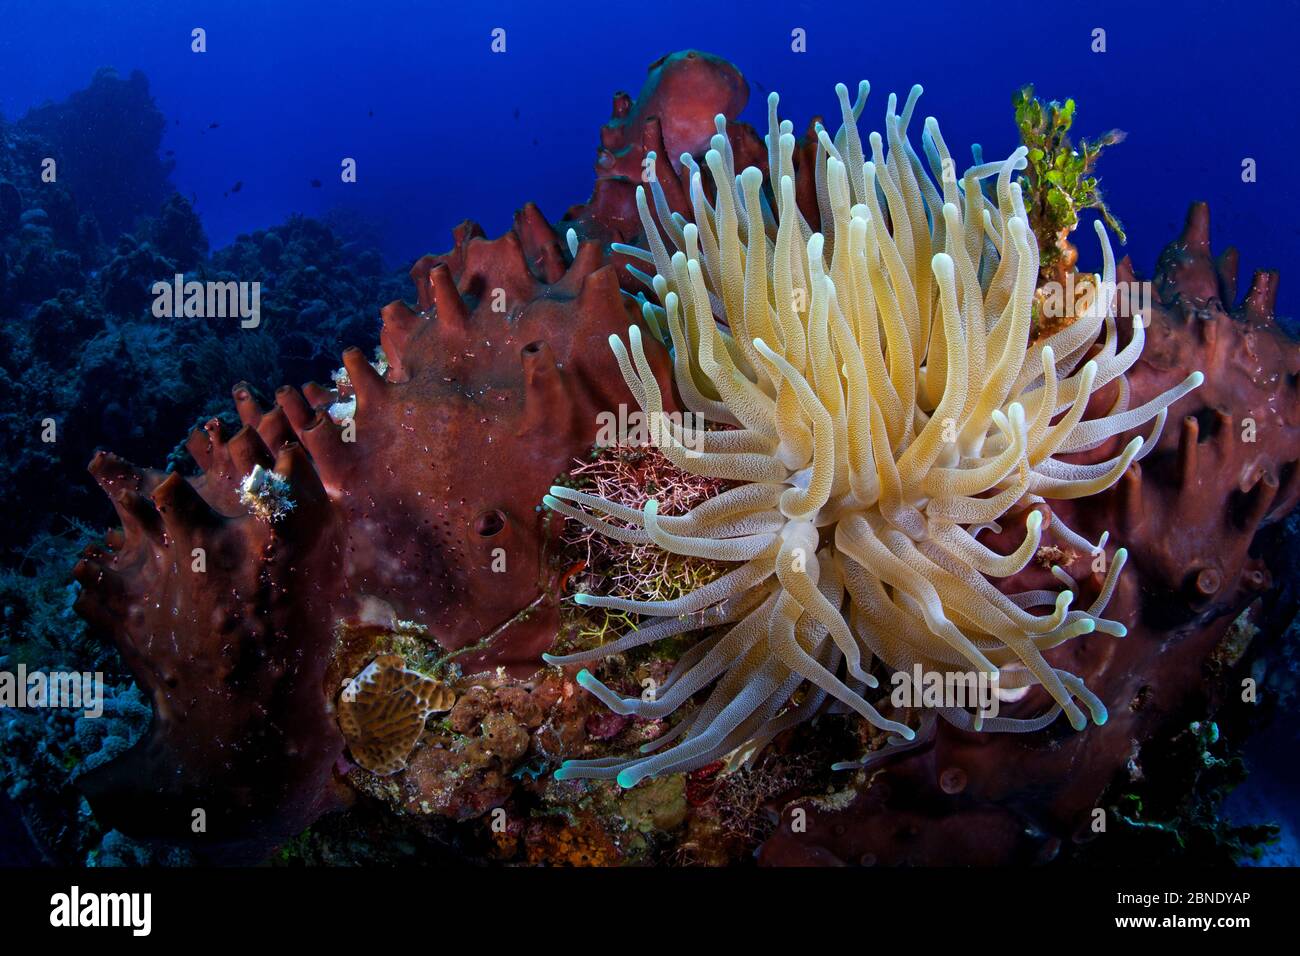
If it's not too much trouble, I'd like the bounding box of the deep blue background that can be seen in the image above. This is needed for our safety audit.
[1,0,1297,312]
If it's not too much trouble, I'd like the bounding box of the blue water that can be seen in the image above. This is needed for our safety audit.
[2,0,1296,311]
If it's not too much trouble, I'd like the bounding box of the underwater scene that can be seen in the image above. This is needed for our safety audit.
[1,0,1299,911]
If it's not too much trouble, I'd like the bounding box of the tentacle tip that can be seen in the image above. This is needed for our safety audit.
[573,593,592,606]
[615,770,640,790]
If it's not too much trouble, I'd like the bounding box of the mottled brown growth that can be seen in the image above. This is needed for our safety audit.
[338,655,455,775]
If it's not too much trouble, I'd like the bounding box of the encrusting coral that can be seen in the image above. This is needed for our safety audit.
[337,655,455,775]
[544,81,1203,788]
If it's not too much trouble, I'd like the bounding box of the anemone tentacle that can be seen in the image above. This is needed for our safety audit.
[551,81,1201,787]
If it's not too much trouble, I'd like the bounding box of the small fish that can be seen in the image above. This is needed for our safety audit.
[513,107,520,120]
[368,109,374,118]
[165,149,175,156]
[231,181,243,193]
[310,179,322,188]
[208,121,220,129]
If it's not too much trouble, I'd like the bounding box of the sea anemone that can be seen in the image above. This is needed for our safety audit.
[543,82,1202,788]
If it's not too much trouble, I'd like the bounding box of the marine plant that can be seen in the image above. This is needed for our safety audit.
[1012,84,1126,286]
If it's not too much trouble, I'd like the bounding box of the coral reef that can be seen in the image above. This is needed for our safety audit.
[72,202,673,856]
[337,654,455,775]
[0,79,406,554]
[758,203,1300,864]
[9,50,1292,867]
[0,525,156,864]
[0,69,487,862]
[6,67,173,239]
[204,215,396,387]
